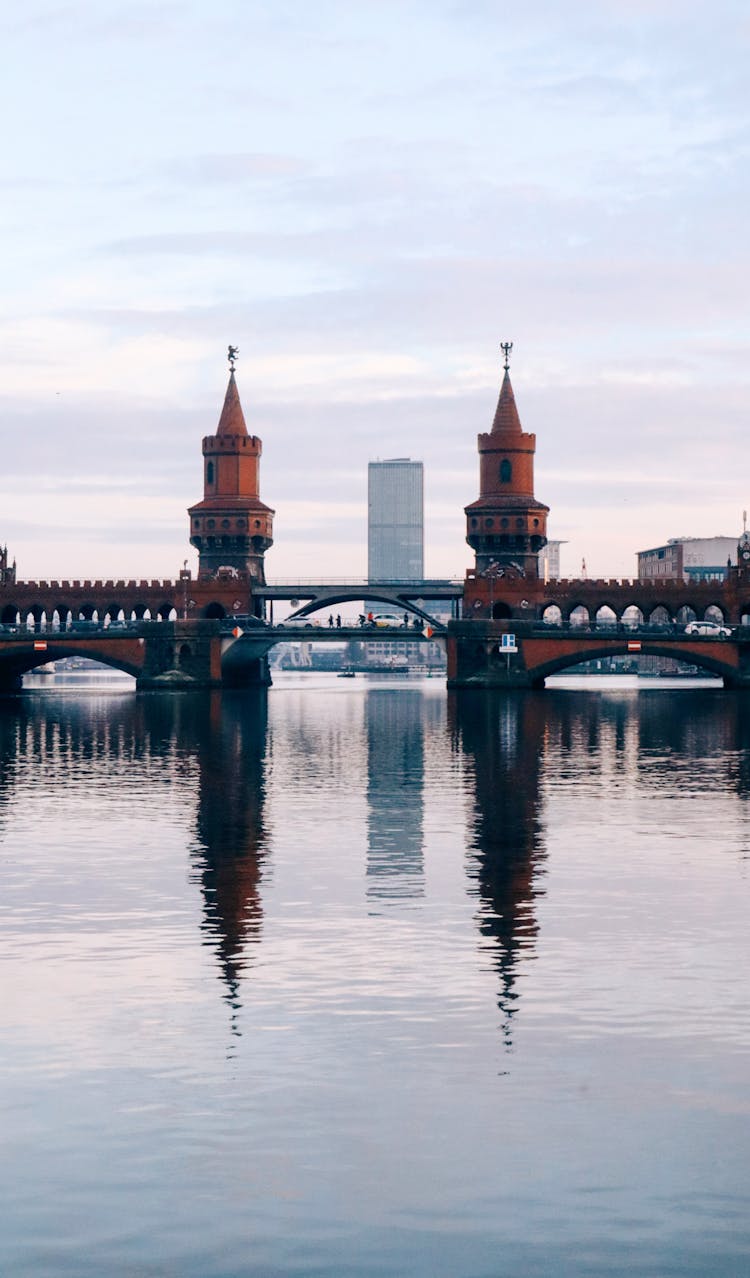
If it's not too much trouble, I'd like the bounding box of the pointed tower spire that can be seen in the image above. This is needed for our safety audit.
[490,341,522,433]
[216,370,249,437]
[491,368,523,435]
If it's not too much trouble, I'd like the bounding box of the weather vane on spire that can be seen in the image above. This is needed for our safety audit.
[500,341,513,372]
[228,344,239,372]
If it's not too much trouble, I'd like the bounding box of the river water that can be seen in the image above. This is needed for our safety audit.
[1,673,749,1277]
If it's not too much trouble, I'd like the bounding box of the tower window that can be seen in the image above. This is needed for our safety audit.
[206,461,214,485]
[500,459,512,483]
[485,517,494,528]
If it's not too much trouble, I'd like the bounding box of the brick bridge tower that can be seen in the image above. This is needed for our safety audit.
[464,343,548,579]
[188,348,274,583]
[0,545,16,586]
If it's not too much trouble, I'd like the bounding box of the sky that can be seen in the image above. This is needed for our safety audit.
[2,0,749,583]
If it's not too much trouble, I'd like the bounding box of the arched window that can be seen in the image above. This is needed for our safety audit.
[206,461,214,485]
[500,459,512,483]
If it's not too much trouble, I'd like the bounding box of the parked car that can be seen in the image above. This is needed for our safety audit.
[371,614,403,628]
[279,616,320,628]
[684,620,732,639]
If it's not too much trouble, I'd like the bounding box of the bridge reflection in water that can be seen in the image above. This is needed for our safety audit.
[2,682,750,1048]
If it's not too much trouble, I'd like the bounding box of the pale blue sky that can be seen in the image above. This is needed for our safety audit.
[2,0,749,580]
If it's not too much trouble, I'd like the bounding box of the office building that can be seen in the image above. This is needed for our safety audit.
[538,539,565,581]
[637,536,735,583]
[368,459,423,582]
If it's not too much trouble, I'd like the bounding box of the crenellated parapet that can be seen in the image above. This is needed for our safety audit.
[0,572,256,627]
[462,568,750,626]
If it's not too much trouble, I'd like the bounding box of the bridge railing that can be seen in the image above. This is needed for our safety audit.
[7,579,180,591]
[529,621,737,636]
[262,578,464,586]
[0,620,143,635]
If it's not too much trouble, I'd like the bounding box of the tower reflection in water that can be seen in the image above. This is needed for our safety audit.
[452,685,750,1047]
[366,689,426,907]
[451,692,549,1047]
[187,691,269,1030]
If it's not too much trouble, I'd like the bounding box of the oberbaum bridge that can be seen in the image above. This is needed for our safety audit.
[3,343,750,694]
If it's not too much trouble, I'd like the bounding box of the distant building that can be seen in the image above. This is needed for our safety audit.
[637,536,735,584]
[368,459,423,582]
[365,460,441,667]
[360,631,446,671]
[538,539,565,581]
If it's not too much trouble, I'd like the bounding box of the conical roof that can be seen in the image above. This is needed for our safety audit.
[490,369,522,435]
[216,371,248,437]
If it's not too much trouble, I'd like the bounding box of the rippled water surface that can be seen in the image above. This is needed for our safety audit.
[1,674,749,1276]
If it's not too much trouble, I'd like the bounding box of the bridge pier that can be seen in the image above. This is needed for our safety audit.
[446,621,538,690]
[0,668,23,694]
[221,653,272,689]
[136,620,225,689]
[136,620,272,690]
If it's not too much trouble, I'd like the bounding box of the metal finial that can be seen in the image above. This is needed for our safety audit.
[228,344,239,372]
[744,509,747,533]
[500,341,513,372]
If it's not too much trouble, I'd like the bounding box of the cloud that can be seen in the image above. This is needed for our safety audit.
[3,0,750,585]
[162,152,311,185]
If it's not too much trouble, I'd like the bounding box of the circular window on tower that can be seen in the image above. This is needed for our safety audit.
[516,517,524,529]
[485,517,494,528]
[501,517,509,529]
[237,519,246,529]
[471,518,478,528]
[207,519,215,529]
[222,519,230,529]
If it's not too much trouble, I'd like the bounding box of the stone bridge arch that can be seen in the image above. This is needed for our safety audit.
[0,637,145,690]
[526,640,738,687]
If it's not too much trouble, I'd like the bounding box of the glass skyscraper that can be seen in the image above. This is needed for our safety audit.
[367,459,424,581]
